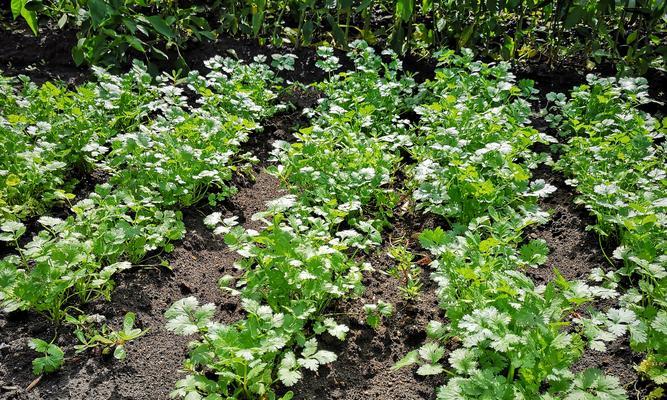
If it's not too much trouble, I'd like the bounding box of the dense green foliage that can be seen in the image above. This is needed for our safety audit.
[390,50,629,400]
[1,56,285,372]
[6,1,667,71]
[165,41,415,399]
[162,44,666,400]
[1,0,665,390]
[9,0,214,66]
[547,75,667,397]
[214,0,667,72]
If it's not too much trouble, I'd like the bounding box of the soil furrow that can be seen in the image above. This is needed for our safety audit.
[287,213,446,399]
[0,171,285,400]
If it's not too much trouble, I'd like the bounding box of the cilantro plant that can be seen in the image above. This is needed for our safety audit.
[393,50,625,399]
[0,64,168,223]
[1,56,287,377]
[69,312,148,360]
[412,216,623,398]
[364,300,394,329]
[387,245,422,300]
[166,43,419,399]
[28,339,64,376]
[407,49,556,224]
[393,341,447,376]
[548,75,667,394]
[0,56,284,322]
[269,42,416,228]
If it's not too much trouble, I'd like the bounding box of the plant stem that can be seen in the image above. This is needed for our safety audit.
[507,364,515,382]
[271,4,286,44]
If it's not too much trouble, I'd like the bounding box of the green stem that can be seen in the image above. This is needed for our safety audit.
[513,6,525,60]
[344,7,351,45]
[242,363,249,397]
[598,234,616,268]
[507,363,516,382]
[14,237,27,266]
[295,8,306,49]
[271,5,287,44]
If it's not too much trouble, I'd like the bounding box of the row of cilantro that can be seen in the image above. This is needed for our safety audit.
[546,76,667,397]
[0,57,283,325]
[163,42,417,400]
[0,66,171,224]
[0,59,280,224]
[395,51,627,399]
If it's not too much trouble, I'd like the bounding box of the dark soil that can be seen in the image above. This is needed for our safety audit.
[0,19,84,84]
[240,86,322,171]
[2,15,665,400]
[287,214,446,400]
[0,171,285,400]
[524,164,612,285]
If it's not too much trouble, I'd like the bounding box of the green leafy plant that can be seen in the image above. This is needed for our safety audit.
[28,338,64,375]
[407,49,555,224]
[69,312,148,360]
[9,1,666,70]
[165,43,418,399]
[9,0,215,66]
[392,50,624,399]
[393,341,446,376]
[387,245,422,299]
[1,56,284,326]
[10,0,38,34]
[547,74,667,391]
[363,300,393,329]
[213,1,666,71]
[271,53,298,71]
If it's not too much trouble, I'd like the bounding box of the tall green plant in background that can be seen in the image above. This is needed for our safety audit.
[6,1,667,72]
[10,0,39,34]
[8,0,215,67]
[211,0,666,72]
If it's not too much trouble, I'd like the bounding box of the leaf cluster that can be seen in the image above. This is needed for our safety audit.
[548,76,667,390]
[165,44,417,399]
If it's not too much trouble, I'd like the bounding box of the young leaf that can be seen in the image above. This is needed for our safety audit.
[278,352,302,387]
[113,345,127,360]
[165,297,215,335]
[29,339,64,375]
[419,342,445,364]
[417,363,444,376]
[146,16,176,39]
[519,239,549,266]
[392,350,419,370]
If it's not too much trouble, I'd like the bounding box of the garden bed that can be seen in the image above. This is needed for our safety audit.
[1,18,666,400]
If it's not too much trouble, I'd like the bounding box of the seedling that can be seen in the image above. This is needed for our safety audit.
[388,245,422,300]
[28,338,64,376]
[363,300,394,329]
[70,312,148,360]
